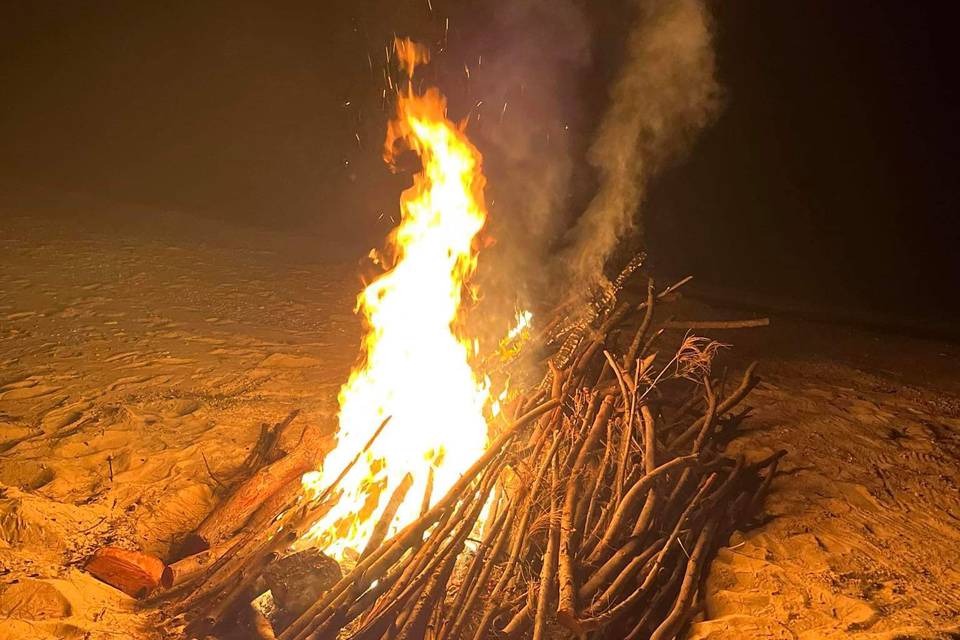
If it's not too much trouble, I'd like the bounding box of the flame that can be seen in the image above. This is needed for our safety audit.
[302,39,490,557]
[506,309,533,342]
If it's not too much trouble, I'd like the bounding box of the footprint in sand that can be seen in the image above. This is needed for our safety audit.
[0,579,72,620]
[5,311,37,321]
[0,459,56,491]
[0,378,62,401]
[259,353,322,369]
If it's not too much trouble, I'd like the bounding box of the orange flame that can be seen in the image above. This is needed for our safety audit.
[302,39,490,557]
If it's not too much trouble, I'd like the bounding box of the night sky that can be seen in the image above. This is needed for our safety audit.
[2,1,957,324]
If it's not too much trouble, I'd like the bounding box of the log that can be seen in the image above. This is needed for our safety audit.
[557,395,615,632]
[86,547,165,598]
[263,549,342,623]
[533,463,560,640]
[161,541,232,590]
[184,424,324,553]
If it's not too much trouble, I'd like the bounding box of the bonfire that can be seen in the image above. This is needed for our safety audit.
[83,38,777,640]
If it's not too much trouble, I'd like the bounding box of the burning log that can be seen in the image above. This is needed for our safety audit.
[85,547,165,598]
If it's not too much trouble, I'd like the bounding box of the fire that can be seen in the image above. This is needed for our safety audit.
[302,39,490,557]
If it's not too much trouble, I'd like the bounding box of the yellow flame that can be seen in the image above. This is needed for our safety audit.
[506,310,533,342]
[302,39,490,557]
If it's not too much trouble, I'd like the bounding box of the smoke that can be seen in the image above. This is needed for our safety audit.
[559,0,720,287]
[456,0,592,341]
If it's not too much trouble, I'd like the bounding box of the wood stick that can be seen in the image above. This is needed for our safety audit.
[161,541,232,590]
[533,462,560,640]
[420,464,434,518]
[557,396,614,632]
[589,537,666,614]
[612,362,639,506]
[623,554,686,640]
[630,488,658,538]
[691,378,719,455]
[661,318,770,330]
[587,454,697,566]
[579,474,717,629]
[469,432,563,640]
[243,409,301,471]
[623,278,655,369]
[361,472,414,560]
[395,492,485,640]
[86,547,164,598]
[179,416,393,622]
[657,275,693,299]
[572,303,630,376]
[439,502,512,640]
[249,603,279,640]
[582,412,616,539]
[648,520,717,640]
[365,456,506,626]
[355,466,501,640]
[667,362,758,451]
[641,403,657,474]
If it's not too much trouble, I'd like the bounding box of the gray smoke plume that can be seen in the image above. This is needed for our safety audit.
[560,0,720,287]
[462,0,592,342]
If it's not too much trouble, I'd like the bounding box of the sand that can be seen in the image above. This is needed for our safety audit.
[1,213,958,639]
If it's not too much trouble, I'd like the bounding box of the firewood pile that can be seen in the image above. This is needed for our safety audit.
[85,258,780,640]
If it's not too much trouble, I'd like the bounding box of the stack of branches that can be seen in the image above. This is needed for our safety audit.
[160,261,780,640]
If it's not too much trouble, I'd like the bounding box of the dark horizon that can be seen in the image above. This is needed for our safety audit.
[2,1,958,323]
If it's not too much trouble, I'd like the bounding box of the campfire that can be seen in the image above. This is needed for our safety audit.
[300,39,492,561]
[83,38,779,640]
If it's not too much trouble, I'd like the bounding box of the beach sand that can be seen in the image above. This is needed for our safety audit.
[1,214,958,638]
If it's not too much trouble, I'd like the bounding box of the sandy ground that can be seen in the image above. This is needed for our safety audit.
[1,214,959,639]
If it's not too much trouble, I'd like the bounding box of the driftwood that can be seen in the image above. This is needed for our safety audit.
[86,547,165,598]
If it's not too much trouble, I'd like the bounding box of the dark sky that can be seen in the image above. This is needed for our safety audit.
[1,1,957,323]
